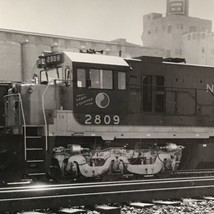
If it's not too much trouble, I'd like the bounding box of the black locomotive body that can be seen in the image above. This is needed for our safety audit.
[127,57,214,128]
[1,51,214,183]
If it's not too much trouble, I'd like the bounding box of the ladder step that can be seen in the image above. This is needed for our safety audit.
[26,148,43,151]
[26,136,42,139]
[24,125,46,179]
[24,125,44,127]
[28,172,46,176]
[27,160,44,163]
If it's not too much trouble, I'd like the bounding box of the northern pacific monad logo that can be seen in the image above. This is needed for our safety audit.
[95,93,110,108]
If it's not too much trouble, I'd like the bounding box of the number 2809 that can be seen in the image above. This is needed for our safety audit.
[84,114,120,125]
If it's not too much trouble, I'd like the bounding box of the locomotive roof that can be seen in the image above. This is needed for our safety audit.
[63,51,129,67]
[163,61,214,68]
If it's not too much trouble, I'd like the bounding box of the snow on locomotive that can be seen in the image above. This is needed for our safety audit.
[1,51,214,182]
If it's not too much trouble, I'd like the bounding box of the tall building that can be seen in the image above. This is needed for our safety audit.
[183,32,214,65]
[142,0,212,59]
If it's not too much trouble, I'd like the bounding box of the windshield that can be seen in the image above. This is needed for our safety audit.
[41,68,63,84]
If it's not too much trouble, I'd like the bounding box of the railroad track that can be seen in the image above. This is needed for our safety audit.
[2,176,214,212]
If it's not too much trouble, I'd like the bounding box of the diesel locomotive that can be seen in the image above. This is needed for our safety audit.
[1,50,214,183]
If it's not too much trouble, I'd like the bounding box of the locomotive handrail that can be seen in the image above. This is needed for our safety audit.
[130,82,211,92]
[41,83,51,152]
[41,79,58,151]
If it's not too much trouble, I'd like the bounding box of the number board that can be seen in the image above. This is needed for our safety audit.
[38,53,64,68]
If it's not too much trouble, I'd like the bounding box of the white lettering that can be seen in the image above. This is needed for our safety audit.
[84,114,120,125]
[207,84,214,93]
[85,114,92,124]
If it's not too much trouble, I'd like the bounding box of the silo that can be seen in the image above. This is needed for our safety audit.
[0,40,22,81]
[21,43,51,82]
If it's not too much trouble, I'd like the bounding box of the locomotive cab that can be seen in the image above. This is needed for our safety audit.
[34,51,131,140]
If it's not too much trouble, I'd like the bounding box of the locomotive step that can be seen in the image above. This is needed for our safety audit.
[26,160,45,163]
[27,172,46,176]
[26,148,44,151]
[25,140,45,148]
[24,125,44,127]
[24,125,44,136]
[26,136,43,139]
[26,149,45,160]
[26,166,45,172]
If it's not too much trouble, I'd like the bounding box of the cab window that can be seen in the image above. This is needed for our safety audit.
[77,68,86,88]
[77,68,113,89]
[118,72,126,90]
[90,69,112,89]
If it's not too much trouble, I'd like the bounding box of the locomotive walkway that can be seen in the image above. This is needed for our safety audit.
[1,176,214,212]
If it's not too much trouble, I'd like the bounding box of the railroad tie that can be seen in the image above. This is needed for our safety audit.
[96,205,121,214]
[153,200,181,206]
[129,202,154,208]
[21,212,45,214]
[59,208,87,214]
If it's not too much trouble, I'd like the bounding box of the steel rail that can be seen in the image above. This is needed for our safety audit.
[2,175,214,191]
[1,176,214,212]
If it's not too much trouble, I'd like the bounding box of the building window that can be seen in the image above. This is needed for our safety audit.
[188,34,191,40]
[163,25,165,31]
[189,26,197,32]
[148,30,151,35]
[155,27,159,33]
[167,26,172,33]
[192,34,196,39]
[202,33,205,39]
[165,50,171,57]
[175,49,182,55]
[201,47,205,53]
[176,24,183,30]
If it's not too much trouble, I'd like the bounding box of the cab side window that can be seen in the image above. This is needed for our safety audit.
[90,69,113,89]
[77,68,86,88]
[118,72,126,90]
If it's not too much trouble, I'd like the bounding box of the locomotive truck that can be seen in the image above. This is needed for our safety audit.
[1,51,214,183]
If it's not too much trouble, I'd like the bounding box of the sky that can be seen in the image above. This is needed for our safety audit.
[0,0,214,45]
